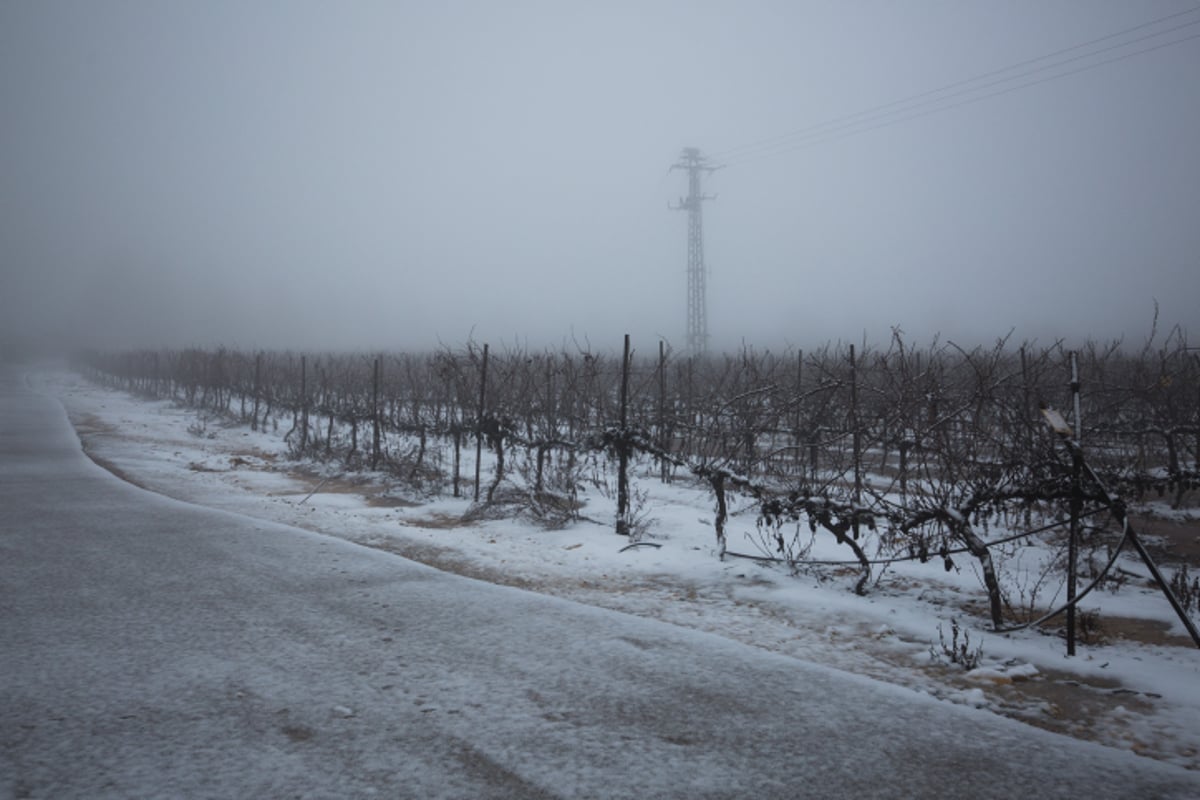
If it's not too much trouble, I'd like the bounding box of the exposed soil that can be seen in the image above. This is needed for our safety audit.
[1131,514,1200,564]
[71,413,154,492]
[280,465,421,508]
[1099,615,1196,648]
[978,665,1167,752]
[71,412,116,438]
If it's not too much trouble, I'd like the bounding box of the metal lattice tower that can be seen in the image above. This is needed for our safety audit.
[670,147,718,356]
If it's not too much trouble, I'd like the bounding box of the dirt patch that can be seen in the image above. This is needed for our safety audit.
[1130,514,1200,563]
[69,416,155,493]
[365,495,419,509]
[828,620,1193,763]
[193,456,421,508]
[282,468,420,509]
[959,600,1196,649]
[404,512,467,529]
[71,412,117,438]
[82,450,154,492]
[230,449,278,463]
[351,535,541,592]
[971,665,1162,748]
[1095,615,1196,648]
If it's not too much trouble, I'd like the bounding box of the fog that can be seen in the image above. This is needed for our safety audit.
[2,0,1198,356]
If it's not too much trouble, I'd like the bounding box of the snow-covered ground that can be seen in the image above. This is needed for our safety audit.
[37,368,1200,770]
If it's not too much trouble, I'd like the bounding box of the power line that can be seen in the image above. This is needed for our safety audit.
[712,7,1200,167]
[722,29,1200,168]
[712,6,1200,163]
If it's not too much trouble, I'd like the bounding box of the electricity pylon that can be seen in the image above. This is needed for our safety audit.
[670,147,719,356]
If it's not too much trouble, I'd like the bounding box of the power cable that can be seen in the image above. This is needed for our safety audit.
[712,8,1200,168]
[721,29,1200,168]
[712,6,1200,162]
[991,512,1130,634]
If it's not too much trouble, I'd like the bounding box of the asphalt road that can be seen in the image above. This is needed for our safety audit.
[3,366,1198,799]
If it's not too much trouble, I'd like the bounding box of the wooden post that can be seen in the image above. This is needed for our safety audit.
[711,472,727,556]
[1193,353,1200,474]
[450,357,462,498]
[453,426,462,498]
[685,357,695,458]
[251,352,261,431]
[371,357,381,470]
[850,344,862,505]
[794,349,803,473]
[1021,346,1033,525]
[300,355,308,453]
[473,344,489,503]
[324,367,334,457]
[658,340,668,483]
[1020,346,1032,443]
[616,334,631,535]
[809,430,819,486]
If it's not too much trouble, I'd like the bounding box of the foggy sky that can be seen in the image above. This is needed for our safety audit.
[2,0,1198,355]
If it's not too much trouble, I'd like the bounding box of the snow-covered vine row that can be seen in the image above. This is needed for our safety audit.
[76,329,1199,630]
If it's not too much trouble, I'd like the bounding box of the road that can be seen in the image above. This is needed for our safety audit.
[2,365,1198,799]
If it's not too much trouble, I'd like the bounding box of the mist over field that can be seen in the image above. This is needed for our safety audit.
[2,1,1198,357]
[5,8,1200,788]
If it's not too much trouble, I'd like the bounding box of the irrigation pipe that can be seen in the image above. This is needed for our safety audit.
[723,507,1108,568]
[299,473,341,505]
[1071,442,1200,649]
[992,514,1130,633]
[994,421,1199,647]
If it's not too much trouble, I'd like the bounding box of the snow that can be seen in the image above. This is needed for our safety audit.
[28,367,1200,772]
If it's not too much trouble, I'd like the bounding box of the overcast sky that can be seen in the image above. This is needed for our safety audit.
[2,0,1198,355]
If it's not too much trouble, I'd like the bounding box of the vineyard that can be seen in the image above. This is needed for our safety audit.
[77,328,1200,644]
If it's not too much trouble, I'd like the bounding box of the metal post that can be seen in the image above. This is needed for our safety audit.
[1067,352,1082,656]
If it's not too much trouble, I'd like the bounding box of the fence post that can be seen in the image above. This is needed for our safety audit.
[300,355,308,453]
[616,334,631,536]
[251,352,261,431]
[371,357,381,470]
[795,350,803,474]
[659,340,669,484]
[1021,346,1034,526]
[450,358,462,499]
[1067,351,1082,656]
[473,343,489,503]
[850,344,862,506]
[1193,351,1200,474]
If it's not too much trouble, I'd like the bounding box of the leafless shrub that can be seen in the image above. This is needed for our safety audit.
[930,619,984,670]
[1171,564,1199,614]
